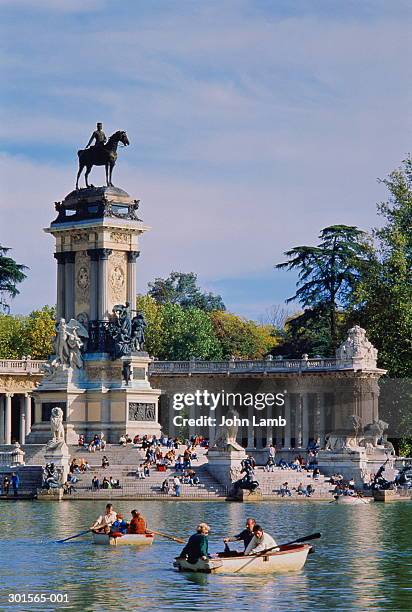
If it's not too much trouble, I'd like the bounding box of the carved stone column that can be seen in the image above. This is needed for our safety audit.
[295,394,302,449]
[247,405,255,448]
[302,393,310,448]
[87,249,100,321]
[315,392,325,446]
[64,251,75,320]
[54,252,66,321]
[127,251,140,310]
[266,404,273,447]
[19,395,26,444]
[24,393,32,437]
[283,394,291,449]
[96,248,112,320]
[0,395,5,444]
[5,393,13,445]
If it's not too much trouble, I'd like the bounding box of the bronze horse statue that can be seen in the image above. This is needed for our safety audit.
[76,130,129,189]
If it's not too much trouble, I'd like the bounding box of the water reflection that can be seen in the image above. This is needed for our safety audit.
[0,500,411,611]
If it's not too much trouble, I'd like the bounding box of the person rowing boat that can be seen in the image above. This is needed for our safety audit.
[90,503,117,533]
[179,523,211,564]
[223,517,256,551]
[244,524,277,555]
[128,510,147,534]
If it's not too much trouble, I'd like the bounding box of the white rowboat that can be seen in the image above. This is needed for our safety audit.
[174,543,311,574]
[92,532,155,546]
[334,495,373,505]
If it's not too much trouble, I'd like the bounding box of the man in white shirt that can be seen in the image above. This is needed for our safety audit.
[90,503,117,533]
[244,524,278,555]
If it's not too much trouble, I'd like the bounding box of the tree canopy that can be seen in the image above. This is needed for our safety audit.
[275,225,371,351]
[148,271,225,312]
[0,306,55,359]
[0,245,28,313]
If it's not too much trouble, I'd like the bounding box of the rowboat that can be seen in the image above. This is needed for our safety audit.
[92,532,155,546]
[173,543,312,574]
[334,495,373,505]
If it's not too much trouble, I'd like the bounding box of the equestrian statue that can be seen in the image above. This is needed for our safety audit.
[76,122,130,189]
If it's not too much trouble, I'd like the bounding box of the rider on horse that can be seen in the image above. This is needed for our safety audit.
[85,122,107,149]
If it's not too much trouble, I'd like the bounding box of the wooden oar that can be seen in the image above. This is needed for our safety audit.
[56,529,91,543]
[150,529,185,544]
[259,531,321,555]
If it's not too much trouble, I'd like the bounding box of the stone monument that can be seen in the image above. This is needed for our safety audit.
[206,408,248,488]
[28,125,161,444]
[43,406,70,482]
[317,326,395,485]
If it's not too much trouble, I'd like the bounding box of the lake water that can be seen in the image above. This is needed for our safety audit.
[0,500,411,611]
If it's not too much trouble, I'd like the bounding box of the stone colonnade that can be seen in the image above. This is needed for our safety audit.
[155,372,381,451]
[0,392,33,445]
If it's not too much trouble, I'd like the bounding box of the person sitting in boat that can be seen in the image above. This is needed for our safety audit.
[91,503,117,533]
[223,517,256,551]
[244,525,277,556]
[179,523,211,563]
[110,513,129,536]
[128,510,147,534]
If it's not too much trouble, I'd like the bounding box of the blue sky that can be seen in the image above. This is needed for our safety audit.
[0,0,410,319]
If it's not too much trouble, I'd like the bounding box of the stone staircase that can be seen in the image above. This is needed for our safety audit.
[254,466,335,499]
[55,444,228,499]
[7,443,337,500]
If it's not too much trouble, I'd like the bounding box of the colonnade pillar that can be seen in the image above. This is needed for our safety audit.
[54,252,66,320]
[64,251,75,320]
[24,393,32,438]
[0,395,4,443]
[19,395,26,445]
[247,405,255,448]
[97,248,112,320]
[283,394,291,449]
[127,251,140,310]
[302,393,310,449]
[87,249,100,321]
[294,394,302,448]
[5,393,13,445]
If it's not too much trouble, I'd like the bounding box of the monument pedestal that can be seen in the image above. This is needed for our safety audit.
[318,446,396,487]
[44,441,70,483]
[206,446,247,488]
[232,489,263,502]
[29,353,161,444]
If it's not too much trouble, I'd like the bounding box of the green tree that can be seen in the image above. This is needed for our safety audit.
[160,304,222,360]
[0,246,28,313]
[0,306,56,359]
[210,311,278,359]
[0,314,27,358]
[135,295,166,358]
[148,271,225,312]
[350,158,412,454]
[276,225,371,352]
[24,306,56,359]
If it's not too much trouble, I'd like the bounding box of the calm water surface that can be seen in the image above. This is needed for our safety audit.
[0,500,411,612]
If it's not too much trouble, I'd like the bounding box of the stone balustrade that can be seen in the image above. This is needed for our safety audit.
[0,446,25,467]
[0,359,44,374]
[149,357,353,375]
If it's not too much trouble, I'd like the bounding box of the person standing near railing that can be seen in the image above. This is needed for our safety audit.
[11,472,20,497]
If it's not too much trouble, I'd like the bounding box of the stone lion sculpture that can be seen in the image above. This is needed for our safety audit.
[212,409,244,450]
[360,419,388,448]
[46,407,65,450]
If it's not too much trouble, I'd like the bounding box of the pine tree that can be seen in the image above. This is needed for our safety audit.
[0,245,28,313]
[275,225,370,350]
